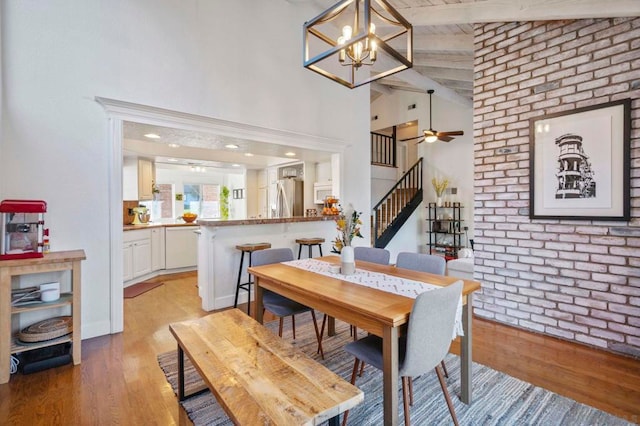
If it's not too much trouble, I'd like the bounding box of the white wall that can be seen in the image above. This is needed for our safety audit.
[227,173,246,220]
[371,165,397,209]
[417,96,475,236]
[383,208,423,264]
[371,90,474,248]
[0,0,370,339]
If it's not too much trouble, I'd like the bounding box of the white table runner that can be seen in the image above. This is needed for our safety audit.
[282,258,464,338]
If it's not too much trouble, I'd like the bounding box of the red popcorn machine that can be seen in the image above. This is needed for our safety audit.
[0,199,47,260]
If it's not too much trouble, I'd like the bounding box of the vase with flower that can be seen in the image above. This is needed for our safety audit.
[331,205,363,275]
[432,177,449,207]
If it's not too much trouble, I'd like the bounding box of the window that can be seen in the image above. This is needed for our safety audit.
[184,184,220,218]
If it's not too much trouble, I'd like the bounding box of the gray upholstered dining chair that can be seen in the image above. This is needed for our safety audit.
[341,280,463,426]
[354,246,391,265]
[318,246,391,346]
[252,248,325,359]
[351,247,390,338]
[395,252,449,377]
[395,252,446,275]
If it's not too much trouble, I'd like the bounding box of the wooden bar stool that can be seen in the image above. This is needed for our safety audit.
[295,238,325,259]
[234,242,271,314]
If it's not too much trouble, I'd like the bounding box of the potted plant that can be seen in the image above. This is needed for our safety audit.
[152,181,160,200]
[331,205,363,275]
[431,177,448,207]
[220,186,230,220]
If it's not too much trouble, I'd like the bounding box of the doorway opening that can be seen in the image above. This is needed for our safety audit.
[97,97,345,333]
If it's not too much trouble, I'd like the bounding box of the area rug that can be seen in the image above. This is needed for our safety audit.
[124,281,163,298]
[158,315,633,426]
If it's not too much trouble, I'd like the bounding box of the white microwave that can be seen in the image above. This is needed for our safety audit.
[313,182,333,204]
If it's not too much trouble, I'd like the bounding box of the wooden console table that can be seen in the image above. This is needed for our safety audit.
[0,250,86,384]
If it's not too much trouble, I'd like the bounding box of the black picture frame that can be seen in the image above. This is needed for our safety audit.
[529,99,631,221]
[232,189,244,200]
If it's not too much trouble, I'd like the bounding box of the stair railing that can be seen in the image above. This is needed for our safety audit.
[371,129,396,167]
[372,158,423,248]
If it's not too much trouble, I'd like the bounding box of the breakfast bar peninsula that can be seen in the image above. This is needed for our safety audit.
[196,216,337,311]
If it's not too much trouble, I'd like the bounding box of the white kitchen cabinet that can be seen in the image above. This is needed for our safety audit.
[165,226,198,269]
[151,227,165,271]
[123,242,133,281]
[132,239,152,277]
[138,159,155,201]
[257,169,267,187]
[123,229,152,282]
[124,225,197,285]
[123,157,156,201]
[315,161,332,182]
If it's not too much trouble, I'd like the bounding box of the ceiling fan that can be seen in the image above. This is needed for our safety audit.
[400,89,464,144]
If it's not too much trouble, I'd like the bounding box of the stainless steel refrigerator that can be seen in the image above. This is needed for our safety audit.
[275,178,304,218]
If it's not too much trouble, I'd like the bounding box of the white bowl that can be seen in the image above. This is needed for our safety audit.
[40,282,60,302]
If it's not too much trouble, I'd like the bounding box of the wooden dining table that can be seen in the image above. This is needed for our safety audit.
[249,255,482,426]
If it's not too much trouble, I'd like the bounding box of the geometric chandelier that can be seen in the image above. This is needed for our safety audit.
[303,0,413,89]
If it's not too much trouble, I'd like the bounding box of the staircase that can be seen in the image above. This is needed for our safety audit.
[372,158,423,248]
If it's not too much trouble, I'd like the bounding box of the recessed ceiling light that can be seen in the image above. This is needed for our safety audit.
[167,158,178,162]
[168,143,180,148]
[244,153,254,157]
[285,152,296,157]
[225,144,239,149]
[232,164,240,167]
[144,133,161,139]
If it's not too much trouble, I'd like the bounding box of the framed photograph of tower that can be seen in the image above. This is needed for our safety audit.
[529,99,631,220]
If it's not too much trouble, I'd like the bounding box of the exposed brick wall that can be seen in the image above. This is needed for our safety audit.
[473,18,640,358]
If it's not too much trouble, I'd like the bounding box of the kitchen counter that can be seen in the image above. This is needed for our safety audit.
[197,215,337,227]
[196,216,339,311]
[124,215,337,231]
[123,221,198,231]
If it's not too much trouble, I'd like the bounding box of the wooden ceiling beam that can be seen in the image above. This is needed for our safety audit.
[401,0,640,25]
[388,33,474,53]
[412,53,474,70]
[414,66,474,82]
[386,67,473,107]
[370,50,473,107]
[370,81,394,96]
[431,79,474,91]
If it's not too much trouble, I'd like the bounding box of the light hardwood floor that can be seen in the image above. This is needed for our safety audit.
[1,272,638,425]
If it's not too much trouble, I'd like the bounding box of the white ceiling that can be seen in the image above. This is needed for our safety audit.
[123,121,335,171]
[124,0,640,170]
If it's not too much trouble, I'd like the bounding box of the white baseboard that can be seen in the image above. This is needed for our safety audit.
[124,267,197,287]
[81,320,112,340]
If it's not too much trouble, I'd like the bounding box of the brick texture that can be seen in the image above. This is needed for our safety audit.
[474,18,640,358]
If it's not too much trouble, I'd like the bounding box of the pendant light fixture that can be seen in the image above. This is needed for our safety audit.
[303,0,413,89]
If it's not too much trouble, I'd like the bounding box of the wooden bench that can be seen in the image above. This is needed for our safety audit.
[169,308,363,425]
